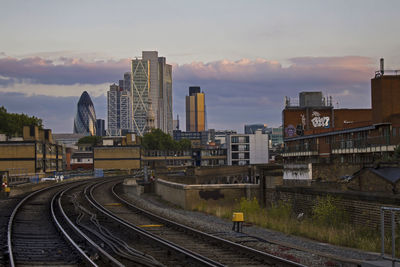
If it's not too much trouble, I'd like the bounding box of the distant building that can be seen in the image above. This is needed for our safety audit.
[214,130,237,147]
[186,86,205,132]
[96,119,106,136]
[173,114,180,130]
[73,91,97,136]
[282,59,400,180]
[271,126,283,148]
[107,83,133,136]
[244,124,269,134]
[131,51,173,136]
[0,126,64,175]
[227,130,269,165]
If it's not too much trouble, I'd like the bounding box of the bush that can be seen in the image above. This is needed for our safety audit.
[312,195,348,227]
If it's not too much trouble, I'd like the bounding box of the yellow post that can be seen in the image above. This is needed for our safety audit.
[232,212,244,232]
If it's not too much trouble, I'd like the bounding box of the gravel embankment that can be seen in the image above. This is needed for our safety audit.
[121,189,381,267]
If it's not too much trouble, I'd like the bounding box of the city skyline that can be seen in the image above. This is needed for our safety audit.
[0,1,399,133]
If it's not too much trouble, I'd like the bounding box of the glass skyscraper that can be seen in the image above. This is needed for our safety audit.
[73,91,97,136]
[131,51,173,136]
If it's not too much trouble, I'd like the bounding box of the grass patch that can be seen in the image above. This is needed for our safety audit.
[193,196,396,255]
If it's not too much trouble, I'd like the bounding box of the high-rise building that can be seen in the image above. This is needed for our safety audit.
[73,91,97,136]
[96,119,106,136]
[107,83,133,136]
[186,86,205,132]
[131,51,172,136]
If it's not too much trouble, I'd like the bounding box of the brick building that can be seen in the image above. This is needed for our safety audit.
[282,61,400,180]
[0,126,64,175]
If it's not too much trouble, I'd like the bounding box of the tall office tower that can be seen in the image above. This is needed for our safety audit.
[73,91,97,135]
[96,119,106,136]
[186,86,205,132]
[131,51,173,136]
[107,83,133,136]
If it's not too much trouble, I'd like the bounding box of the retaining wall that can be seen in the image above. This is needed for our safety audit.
[155,179,259,210]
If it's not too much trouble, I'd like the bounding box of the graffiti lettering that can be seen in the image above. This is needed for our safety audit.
[311,116,330,128]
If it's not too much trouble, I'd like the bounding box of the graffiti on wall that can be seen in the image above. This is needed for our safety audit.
[285,124,296,137]
[311,111,330,128]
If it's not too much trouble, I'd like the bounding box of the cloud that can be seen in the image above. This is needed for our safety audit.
[172,56,374,130]
[0,54,376,132]
[0,56,129,85]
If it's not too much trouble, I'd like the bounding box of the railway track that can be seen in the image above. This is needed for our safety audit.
[89,179,305,267]
[7,181,87,266]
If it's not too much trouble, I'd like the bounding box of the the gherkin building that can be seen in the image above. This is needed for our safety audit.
[73,91,97,135]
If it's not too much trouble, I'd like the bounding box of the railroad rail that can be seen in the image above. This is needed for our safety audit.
[89,179,305,266]
[7,181,88,266]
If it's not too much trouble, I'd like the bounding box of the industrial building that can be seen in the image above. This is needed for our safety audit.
[282,59,400,180]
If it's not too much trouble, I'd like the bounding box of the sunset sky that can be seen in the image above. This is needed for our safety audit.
[1,0,399,132]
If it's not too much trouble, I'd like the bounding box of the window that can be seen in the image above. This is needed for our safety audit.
[393,128,397,137]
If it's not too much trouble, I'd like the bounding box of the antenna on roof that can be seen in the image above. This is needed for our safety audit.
[380,58,384,75]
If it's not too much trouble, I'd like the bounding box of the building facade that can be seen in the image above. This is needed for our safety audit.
[282,61,400,173]
[73,91,97,136]
[227,130,269,165]
[0,126,63,175]
[107,83,133,136]
[186,86,205,132]
[96,119,106,136]
[131,51,173,136]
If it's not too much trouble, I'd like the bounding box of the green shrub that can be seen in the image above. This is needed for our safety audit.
[312,195,348,227]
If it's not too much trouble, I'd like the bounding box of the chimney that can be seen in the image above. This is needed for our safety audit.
[380,58,384,75]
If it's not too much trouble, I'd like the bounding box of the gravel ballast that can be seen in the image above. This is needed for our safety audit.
[121,185,382,267]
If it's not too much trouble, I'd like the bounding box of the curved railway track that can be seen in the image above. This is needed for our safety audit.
[89,179,305,267]
[7,181,87,266]
[7,175,307,266]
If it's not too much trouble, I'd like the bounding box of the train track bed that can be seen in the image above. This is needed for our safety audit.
[7,183,85,266]
[60,181,186,266]
[116,182,381,267]
[92,181,304,267]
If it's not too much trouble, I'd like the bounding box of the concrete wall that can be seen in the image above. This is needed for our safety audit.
[155,179,259,210]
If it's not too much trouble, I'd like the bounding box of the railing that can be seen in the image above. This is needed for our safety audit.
[331,136,400,150]
[283,143,318,153]
[381,207,400,265]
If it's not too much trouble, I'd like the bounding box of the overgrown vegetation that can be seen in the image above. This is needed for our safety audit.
[193,195,397,254]
[0,106,43,137]
[142,128,191,150]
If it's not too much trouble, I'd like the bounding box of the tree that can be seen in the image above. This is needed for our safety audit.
[142,129,191,150]
[78,135,102,146]
[0,106,43,137]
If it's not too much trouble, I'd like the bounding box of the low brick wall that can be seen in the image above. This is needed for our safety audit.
[155,179,259,210]
[267,186,400,229]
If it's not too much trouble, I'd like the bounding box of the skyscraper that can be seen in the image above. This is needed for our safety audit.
[186,86,205,132]
[131,51,172,136]
[107,83,133,136]
[73,91,97,135]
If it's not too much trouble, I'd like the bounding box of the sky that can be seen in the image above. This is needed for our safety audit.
[0,0,399,133]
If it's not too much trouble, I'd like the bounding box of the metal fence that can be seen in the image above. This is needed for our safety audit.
[381,207,400,265]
